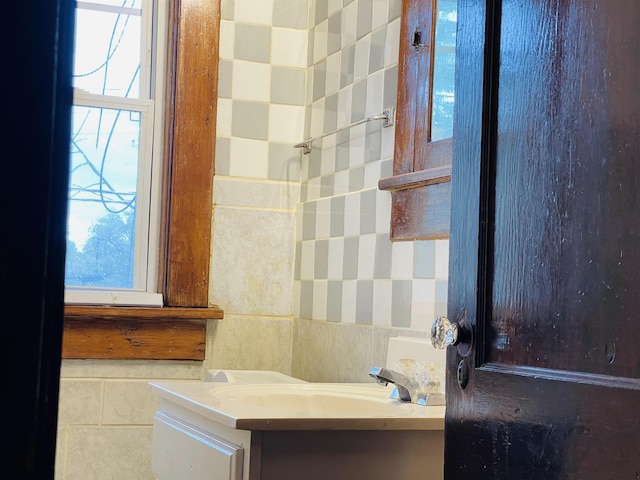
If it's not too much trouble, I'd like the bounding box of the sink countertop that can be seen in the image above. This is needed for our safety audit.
[149,381,445,431]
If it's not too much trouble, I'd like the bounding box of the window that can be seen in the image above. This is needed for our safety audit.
[378,0,457,240]
[65,0,166,306]
[61,0,222,360]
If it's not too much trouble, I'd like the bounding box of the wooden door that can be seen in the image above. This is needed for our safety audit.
[0,0,74,476]
[445,1,640,478]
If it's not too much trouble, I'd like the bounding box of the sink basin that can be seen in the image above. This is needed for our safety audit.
[204,369,307,384]
[207,383,416,417]
[149,381,445,431]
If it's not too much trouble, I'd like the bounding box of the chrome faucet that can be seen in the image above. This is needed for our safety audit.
[368,367,420,403]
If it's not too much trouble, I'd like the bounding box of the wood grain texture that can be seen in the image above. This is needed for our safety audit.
[389,182,451,240]
[378,165,451,191]
[386,1,452,241]
[446,0,640,478]
[62,305,221,359]
[62,317,207,360]
[394,0,431,175]
[64,305,224,320]
[160,0,220,306]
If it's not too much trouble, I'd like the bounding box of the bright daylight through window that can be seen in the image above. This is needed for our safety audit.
[65,0,166,306]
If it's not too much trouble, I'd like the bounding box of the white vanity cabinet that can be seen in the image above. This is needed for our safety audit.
[150,382,445,480]
[152,411,245,480]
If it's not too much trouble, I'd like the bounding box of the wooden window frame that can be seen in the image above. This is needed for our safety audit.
[62,0,223,360]
[378,0,453,240]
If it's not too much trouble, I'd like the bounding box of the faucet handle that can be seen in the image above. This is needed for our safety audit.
[430,316,459,349]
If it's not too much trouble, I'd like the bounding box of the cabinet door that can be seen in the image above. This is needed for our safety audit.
[151,411,243,480]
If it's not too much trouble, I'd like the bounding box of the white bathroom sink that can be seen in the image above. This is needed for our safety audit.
[204,369,307,384]
[149,381,445,431]
[206,383,416,417]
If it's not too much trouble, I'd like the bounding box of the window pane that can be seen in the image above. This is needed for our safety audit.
[430,0,457,142]
[66,105,141,288]
[73,5,142,97]
[79,0,140,7]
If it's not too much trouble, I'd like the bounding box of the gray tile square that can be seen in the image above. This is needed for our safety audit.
[313,60,327,102]
[369,27,386,74]
[364,122,382,163]
[374,233,392,278]
[381,158,393,177]
[330,196,345,237]
[321,174,335,198]
[324,93,339,134]
[218,60,232,99]
[269,142,301,181]
[300,280,314,319]
[336,131,350,171]
[308,146,322,178]
[327,281,343,322]
[315,239,329,279]
[356,0,373,40]
[215,137,230,176]
[351,79,367,123]
[273,0,308,29]
[414,241,436,278]
[349,165,364,192]
[294,242,302,281]
[435,279,448,317]
[384,66,399,111]
[231,100,268,140]
[303,202,317,240]
[304,104,312,141]
[271,67,306,105]
[234,24,271,63]
[314,0,328,25]
[307,29,315,67]
[389,0,402,21]
[343,236,359,279]
[360,189,376,234]
[340,43,356,89]
[221,0,234,20]
[356,280,374,324]
[391,280,412,328]
[328,12,342,55]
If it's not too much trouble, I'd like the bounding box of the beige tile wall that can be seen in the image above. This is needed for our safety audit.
[56,361,201,479]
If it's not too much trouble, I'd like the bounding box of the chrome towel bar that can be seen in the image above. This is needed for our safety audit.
[294,108,395,155]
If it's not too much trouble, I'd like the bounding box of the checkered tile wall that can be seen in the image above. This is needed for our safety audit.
[296,0,449,331]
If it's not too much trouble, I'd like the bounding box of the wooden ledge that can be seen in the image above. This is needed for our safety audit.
[64,304,224,321]
[62,305,224,360]
[378,165,452,192]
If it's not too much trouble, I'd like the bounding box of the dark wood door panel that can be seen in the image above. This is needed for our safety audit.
[446,0,640,477]
[489,0,640,378]
[448,366,640,479]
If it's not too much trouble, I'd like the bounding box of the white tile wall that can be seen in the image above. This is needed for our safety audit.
[235,0,274,25]
[232,61,271,101]
[269,104,305,142]
[228,138,269,178]
[272,29,309,67]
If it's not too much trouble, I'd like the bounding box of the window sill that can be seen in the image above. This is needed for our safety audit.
[378,166,452,241]
[62,305,224,360]
[378,165,451,192]
[380,137,453,241]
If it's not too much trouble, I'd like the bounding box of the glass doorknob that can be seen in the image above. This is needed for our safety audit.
[431,316,459,349]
